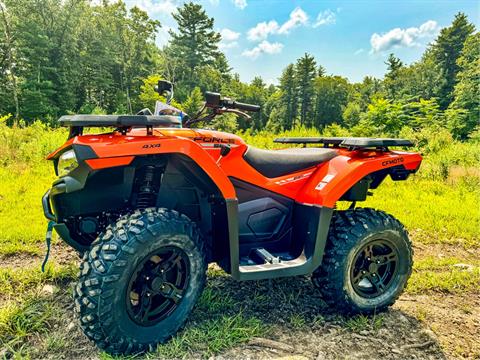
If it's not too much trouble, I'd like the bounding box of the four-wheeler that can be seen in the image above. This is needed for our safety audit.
[42,80,422,355]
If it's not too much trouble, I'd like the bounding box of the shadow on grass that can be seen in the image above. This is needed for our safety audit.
[151,271,447,359]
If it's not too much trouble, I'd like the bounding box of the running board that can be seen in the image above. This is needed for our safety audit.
[225,200,333,281]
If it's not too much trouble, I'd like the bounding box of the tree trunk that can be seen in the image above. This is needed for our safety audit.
[0,2,20,119]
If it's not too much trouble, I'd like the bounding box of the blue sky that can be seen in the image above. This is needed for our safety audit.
[125,0,479,84]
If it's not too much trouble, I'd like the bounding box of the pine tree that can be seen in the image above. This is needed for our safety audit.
[431,12,475,109]
[169,2,221,89]
[385,53,403,74]
[384,53,404,100]
[182,86,204,117]
[295,53,317,127]
[447,33,480,139]
[278,64,297,129]
[314,76,350,127]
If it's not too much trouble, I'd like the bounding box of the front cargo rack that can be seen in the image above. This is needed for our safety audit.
[273,137,413,150]
[59,114,182,138]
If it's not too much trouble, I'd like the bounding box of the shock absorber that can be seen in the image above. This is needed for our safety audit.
[136,166,157,209]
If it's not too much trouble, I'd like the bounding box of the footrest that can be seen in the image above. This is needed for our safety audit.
[251,248,281,264]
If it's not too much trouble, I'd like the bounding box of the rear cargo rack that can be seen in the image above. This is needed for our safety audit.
[59,114,182,138]
[273,137,413,150]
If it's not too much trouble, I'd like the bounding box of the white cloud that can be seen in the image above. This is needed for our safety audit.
[232,0,247,10]
[242,40,284,59]
[354,48,364,55]
[125,0,179,16]
[219,41,239,50]
[156,25,172,47]
[313,9,336,28]
[247,7,308,41]
[370,20,439,53]
[247,20,279,41]
[220,28,241,42]
[219,28,240,50]
[278,7,309,34]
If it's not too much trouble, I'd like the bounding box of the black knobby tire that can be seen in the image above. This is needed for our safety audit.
[74,208,207,355]
[312,208,413,314]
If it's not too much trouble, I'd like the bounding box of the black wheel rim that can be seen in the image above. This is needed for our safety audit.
[350,239,399,298]
[126,246,190,326]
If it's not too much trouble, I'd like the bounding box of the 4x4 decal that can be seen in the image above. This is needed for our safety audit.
[142,144,161,149]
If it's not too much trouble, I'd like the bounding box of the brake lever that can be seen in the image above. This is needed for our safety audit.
[224,108,251,119]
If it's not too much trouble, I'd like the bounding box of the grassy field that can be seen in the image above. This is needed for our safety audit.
[0,121,479,359]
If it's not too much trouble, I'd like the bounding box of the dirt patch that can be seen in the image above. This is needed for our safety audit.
[396,294,480,359]
[221,310,445,360]
[410,241,479,263]
[0,242,77,269]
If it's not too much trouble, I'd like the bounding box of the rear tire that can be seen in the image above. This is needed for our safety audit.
[312,208,412,314]
[74,208,206,355]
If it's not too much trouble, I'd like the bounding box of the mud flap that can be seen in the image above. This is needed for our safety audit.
[42,221,55,272]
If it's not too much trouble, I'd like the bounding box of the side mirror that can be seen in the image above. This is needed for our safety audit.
[205,92,221,108]
[155,80,172,94]
[154,80,174,104]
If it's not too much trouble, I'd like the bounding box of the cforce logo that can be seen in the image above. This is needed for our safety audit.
[275,172,312,185]
[142,144,161,149]
[382,157,404,166]
[193,136,235,144]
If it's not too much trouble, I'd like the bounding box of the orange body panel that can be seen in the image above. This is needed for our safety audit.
[48,127,422,207]
[85,156,135,169]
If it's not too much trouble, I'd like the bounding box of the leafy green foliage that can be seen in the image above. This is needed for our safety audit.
[0,3,477,140]
[430,13,476,109]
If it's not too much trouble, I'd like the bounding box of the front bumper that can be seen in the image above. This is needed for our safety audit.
[42,187,88,252]
[42,189,56,221]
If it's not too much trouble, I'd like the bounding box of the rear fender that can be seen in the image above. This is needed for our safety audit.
[295,151,422,207]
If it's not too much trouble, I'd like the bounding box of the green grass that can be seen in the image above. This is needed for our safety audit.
[365,177,480,247]
[407,258,480,294]
[155,313,264,358]
[0,298,55,345]
[0,123,479,358]
[0,124,478,255]
[0,263,76,299]
[343,314,385,333]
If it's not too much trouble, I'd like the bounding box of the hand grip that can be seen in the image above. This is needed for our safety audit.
[232,101,261,112]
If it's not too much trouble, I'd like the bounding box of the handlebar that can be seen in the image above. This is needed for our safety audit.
[227,100,261,112]
[205,92,260,113]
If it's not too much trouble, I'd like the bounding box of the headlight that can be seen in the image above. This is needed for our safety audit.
[57,149,78,177]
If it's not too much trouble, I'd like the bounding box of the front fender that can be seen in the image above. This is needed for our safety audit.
[72,135,237,200]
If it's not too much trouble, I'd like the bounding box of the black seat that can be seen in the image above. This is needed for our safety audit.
[243,146,338,178]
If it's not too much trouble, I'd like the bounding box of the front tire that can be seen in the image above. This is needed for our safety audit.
[74,208,206,355]
[312,208,412,314]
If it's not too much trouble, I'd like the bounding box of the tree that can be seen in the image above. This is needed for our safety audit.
[431,12,475,109]
[169,2,221,90]
[384,53,404,100]
[278,64,297,129]
[313,76,350,127]
[447,33,480,139]
[182,86,203,117]
[385,53,403,74]
[295,53,317,126]
[0,1,19,119]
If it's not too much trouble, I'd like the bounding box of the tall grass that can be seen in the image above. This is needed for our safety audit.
[0,120,478,255]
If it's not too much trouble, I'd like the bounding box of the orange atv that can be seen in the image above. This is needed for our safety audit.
[42,80,422,355]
